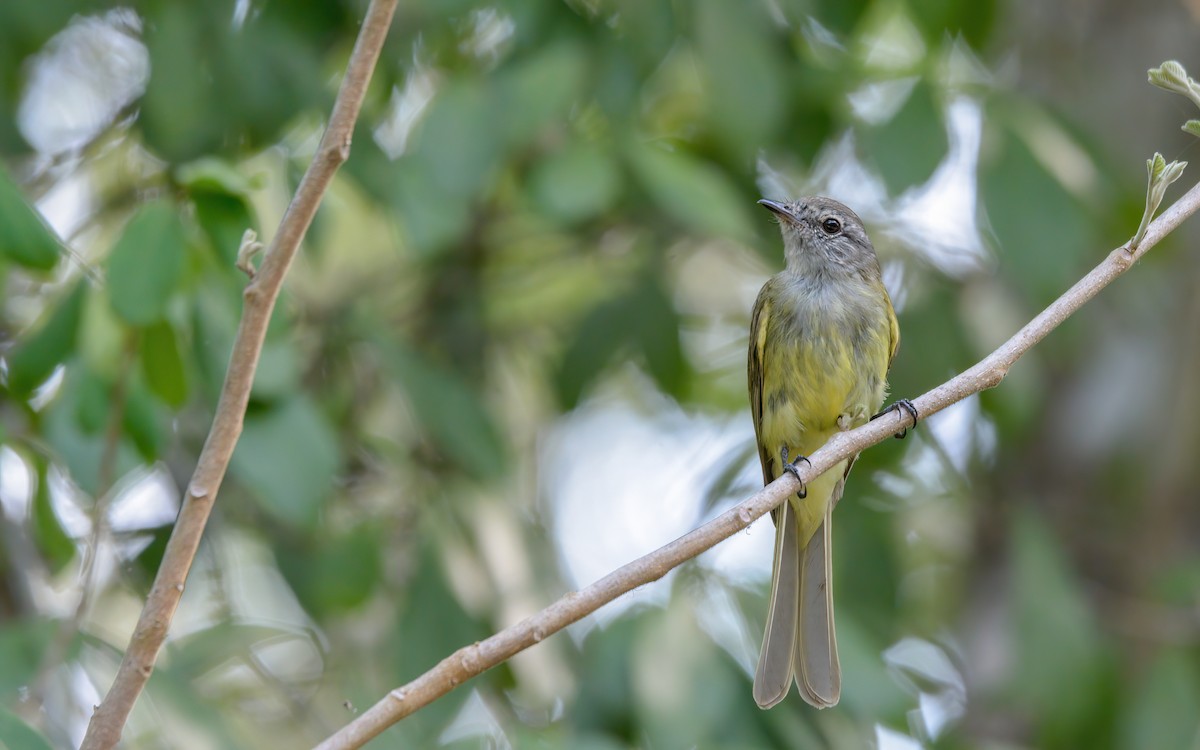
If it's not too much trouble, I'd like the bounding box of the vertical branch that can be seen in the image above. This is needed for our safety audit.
[79,1,399,747]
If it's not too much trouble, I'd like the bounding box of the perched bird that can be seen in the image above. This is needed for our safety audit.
[748,196,912,708]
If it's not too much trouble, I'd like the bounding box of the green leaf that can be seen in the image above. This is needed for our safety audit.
[106,200,187,326]
[42,372,138,496]
[574,615,639,731]
[306,527,383,612]
[394,536,489,680]
[394,165,470,259]
[251,339,301,401]
[45,371,105,492]
[812,0,872,36]
[981,112,1095,306]
[788,98,837,167]
[834,616,910,717]
[191,282,239,400]
[0,705,55,750]
[78,287,127,379]
[176,156,256,196]
[627,142,754,241]
[594,41,640,119]
[860,80,948,195]
[1148,60,1189,87]
[231,396,339,528]
[132,525,172,580]
[1147,60,1200,109]
[122,381,164,462]
[610,0,676,73]
[280,526,383,615]
[554,292,639,409]
[412,79,501,199]
[343,122,402,206]
[630,605,748,748]
[141,320,189,408]
[908,0,997,49]
[832,466,903,641]
[0,166,61,271]
[1134,153,1188,247]
[177,159,261,268]
[530,143,622,224]
[1121,649,1200,750]
[498,40,589,146]
[192,188,256,268]
[554,275,685,406]
[1011,509,1112,742]
[632,278,685,398]
[215,16,326,152]
[694,0,786,160]
[30,455,75,574]
[5,281,86,397]
[72,369,164,463]
[0,619,62,695]
[167,622,294,679]
[388,343,508,480]
[74,367,110,435]
[884,281,976,411]
[139,4,221,162]
[140,659,250,749]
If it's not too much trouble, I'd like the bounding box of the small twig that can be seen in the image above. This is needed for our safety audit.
[313,180,1200,750]
[78,1,399,747]
[31,332,138,708]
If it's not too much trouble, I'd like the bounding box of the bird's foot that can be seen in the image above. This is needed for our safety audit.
[871,398,919,439]
[780,446,810,498]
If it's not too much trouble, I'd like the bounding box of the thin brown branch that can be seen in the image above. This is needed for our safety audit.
[78,2,399,747]
[314,181,1200,750]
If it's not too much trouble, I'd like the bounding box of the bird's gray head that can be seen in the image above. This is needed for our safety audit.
[759,196,881,281]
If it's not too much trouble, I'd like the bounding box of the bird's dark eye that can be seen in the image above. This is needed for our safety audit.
[821,217,842,235]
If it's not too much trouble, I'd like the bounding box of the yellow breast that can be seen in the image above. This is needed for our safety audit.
[755,280,891,545]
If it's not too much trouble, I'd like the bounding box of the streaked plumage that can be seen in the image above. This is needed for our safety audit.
[749,197,899,709]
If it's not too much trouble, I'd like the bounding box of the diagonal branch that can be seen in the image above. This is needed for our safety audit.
[78,1,399,747]
[314,180,1200,750]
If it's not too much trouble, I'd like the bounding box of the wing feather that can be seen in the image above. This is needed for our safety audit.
[748,283,773,486]
[885,292,901,370]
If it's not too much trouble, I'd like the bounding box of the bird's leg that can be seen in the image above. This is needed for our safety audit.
[871,398,919,439]
[780,446,810,499]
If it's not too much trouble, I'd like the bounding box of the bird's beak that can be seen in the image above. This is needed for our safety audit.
[758,199,796,222]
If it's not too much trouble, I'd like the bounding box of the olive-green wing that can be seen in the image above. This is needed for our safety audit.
[748,281,774,487]
[885,290,901,371]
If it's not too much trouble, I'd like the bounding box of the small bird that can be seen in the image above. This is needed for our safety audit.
[748,196,912,709]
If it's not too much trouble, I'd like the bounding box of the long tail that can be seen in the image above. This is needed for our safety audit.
[796,506,839,707]
[753,498,800,708]
[753,495,841,708]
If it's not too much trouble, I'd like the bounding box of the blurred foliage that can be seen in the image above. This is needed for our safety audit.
[1,0,1199,748]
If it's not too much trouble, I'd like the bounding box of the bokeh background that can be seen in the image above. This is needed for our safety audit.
[2,0,1200,748]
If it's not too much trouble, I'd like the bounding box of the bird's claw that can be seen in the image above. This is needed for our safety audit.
[872,398,919,439]
[780,446,810,498]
